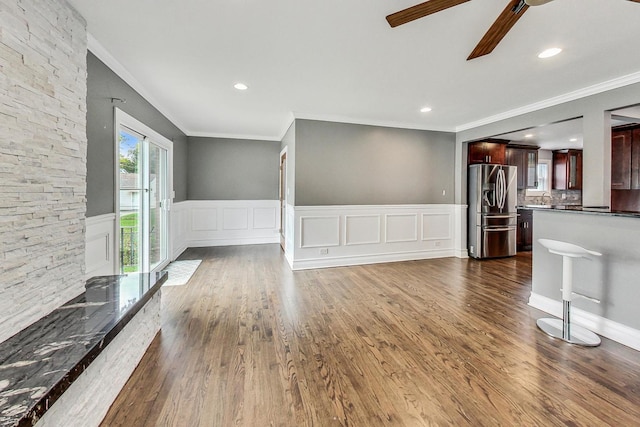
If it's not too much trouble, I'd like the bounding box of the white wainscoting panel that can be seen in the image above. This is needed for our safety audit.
[85,214,116,278]
[385,214,418,243]
[171,201,189,260]
[284,203,295,267]
[454,204,469,258]
[422,213,452,241]
[179,200,280,248]
[345,215,381,246]
[223,208,249,230]
[300,216,340,248]
[191,208,218,231]
[254,207,277,230]
[293,205,458,270]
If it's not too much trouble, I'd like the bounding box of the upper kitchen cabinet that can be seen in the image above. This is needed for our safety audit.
[611,126,640,189]
[506,146,539,189]
[611,128,633,189]
[468,139,508,165]
[553,149,582,190]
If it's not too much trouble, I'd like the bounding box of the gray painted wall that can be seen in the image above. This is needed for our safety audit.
[187,137,280,200]
[86,52,188,217]
[294,120,456,206]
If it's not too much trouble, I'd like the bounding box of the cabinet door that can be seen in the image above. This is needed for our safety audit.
[485,143,506,164]
[525,150,538,189]
[611,130,632,189]
[468,142,487,164]
[632,129,640,189]
[516,209,533,251]
[553,152,568,190]
[568,150,582,190]
[506,148,525,189]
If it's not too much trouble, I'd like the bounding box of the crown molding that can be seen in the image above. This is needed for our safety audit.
[87,33,189,135]
[456,70,640,132]
[187,131,282,142]
[292,113,455,133]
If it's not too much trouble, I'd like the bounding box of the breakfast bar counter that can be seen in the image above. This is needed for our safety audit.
[528,207,640,350]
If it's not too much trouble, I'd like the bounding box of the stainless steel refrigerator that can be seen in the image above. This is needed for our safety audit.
[468,164,517,259]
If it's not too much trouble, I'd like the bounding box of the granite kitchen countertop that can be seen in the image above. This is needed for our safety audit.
[517,205,640,218]
[0,272,166,427]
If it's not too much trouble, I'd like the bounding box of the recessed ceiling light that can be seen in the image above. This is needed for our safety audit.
[234,82,248,90]
[524,134,534,138]
[570,138,578,142]
[420,107,432,113]
[538,47,562,59]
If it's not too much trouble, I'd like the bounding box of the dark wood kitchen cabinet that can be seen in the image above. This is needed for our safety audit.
[553,149,582,190]
[611,126,640,190]
[517,208,533,251]
[611,128,632,189]
[506,146,539,189]
[468,139,508,165]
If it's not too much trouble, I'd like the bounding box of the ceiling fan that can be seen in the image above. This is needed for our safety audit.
[386,0,640,60]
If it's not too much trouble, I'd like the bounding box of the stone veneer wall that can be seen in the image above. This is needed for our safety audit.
[0,0,88,343]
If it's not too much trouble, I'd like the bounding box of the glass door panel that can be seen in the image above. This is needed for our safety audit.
[118,127,143,273]
[118,127,169,274]
[148,142,168,273]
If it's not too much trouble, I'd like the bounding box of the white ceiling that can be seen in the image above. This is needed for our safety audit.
[68,0,640,140]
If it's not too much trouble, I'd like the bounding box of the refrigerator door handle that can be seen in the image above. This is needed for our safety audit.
[496,168,506,210]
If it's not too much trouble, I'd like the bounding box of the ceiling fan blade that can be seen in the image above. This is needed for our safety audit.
[386,0,470,28]
[467,0,528,60]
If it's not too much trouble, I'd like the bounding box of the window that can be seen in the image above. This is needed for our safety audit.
[527,159,552,196]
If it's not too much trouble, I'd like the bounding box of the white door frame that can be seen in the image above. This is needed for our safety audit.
[114,108,173,274]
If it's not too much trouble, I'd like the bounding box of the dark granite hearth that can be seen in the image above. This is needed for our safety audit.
[0,272,166,427]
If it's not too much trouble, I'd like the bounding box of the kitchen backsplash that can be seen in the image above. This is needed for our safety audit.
[518,189,582,206]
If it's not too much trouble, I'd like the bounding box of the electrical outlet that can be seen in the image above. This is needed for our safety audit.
[319,248,328,255]
[562,193,566,199]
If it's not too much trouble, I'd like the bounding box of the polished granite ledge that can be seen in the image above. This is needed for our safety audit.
[0,272,166,427]
[518,204,640,218]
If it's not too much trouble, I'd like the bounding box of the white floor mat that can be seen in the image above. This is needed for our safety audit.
[162,260,202,287]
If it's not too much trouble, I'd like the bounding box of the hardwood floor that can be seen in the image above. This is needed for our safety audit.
[101,245,640,426]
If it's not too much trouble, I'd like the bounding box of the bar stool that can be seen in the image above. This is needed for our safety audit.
[537,239,602,347]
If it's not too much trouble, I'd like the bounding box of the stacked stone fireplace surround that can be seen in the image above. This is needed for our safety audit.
[0,0,87,343]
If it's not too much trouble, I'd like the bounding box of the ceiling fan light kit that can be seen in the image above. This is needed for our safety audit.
[386,0,639,60]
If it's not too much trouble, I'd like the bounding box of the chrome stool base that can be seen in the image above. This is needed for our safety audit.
[537,318,601,347]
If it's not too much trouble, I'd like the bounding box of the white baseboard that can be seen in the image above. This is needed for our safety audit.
[292,248,456,270]
[529,292,640,351]
[189,236,280,247]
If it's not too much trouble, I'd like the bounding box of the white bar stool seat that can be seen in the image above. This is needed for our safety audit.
[537,238,602,347]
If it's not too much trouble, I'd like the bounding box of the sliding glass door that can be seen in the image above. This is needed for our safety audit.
[147,141,168,272]
[117,109,172,275]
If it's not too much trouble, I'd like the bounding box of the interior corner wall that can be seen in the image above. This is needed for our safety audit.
[280,121,296,206]
[294,119,456,206]
[187,137,280,200]
[0,0,87,343]
[86,52,188,217]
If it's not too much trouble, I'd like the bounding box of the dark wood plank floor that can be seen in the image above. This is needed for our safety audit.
[101,245,640,426]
